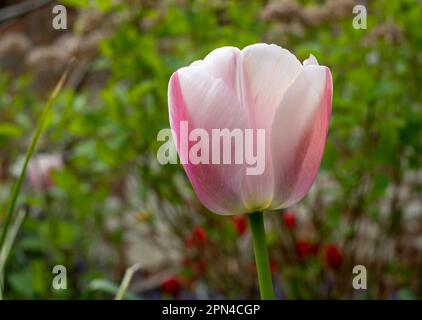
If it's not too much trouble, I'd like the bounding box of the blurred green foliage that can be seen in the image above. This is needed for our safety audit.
[0,0,421,299]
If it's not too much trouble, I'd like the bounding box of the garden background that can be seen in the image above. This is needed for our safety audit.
[0,0,421,299]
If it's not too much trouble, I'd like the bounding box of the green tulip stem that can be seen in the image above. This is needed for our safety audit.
[248,211,275,300]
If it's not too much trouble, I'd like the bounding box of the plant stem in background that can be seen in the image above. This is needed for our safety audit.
[249,211,275,300]
[0,209,26,298]
[115,262,142,300]
[0,60,73,253]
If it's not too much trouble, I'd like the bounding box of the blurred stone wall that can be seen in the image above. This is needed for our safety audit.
[0,0,114,93]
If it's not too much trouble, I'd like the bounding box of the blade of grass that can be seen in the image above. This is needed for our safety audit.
[115,262,142,300]
[0,60,73,254]
[0,209,26,299]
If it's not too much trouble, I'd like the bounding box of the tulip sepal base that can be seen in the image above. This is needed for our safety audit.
[249,211,275,300]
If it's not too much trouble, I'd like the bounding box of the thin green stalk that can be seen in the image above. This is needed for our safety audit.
[249,211,275,300]
[0,60,73,253]
[115,262,142,300]
[0,209,26,298]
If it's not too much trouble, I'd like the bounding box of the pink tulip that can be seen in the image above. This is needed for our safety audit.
[168,43,332,215]
[26,154,63,192]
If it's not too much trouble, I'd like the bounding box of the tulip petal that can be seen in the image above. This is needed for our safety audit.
[168,66,248,215]
[239,44,303,210]
[303,54,319,66]
[270,66,332,209]
[240,43,303,128]
[198,46,241,93]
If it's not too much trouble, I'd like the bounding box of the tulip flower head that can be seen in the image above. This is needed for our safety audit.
[26,153,63,192]
[296,240,314,258]
[193,226,207,246]
[168,43,332,215]
[325,244,343,269]
[283,211,297,230]
[161,277,182,296]
[232,215,247,236]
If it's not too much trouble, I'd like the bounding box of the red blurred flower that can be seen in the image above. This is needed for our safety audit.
[184,226,207,251]
[296,240,312,258]
[296,240,319,258]
[270,259,278,273]
[184,236,195,249]
[160,277,182,296]
[195,259,207,274]
[193,226,207,246]
[283,211,296,230]
[325,244,343,269]
[233,215,247,235]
